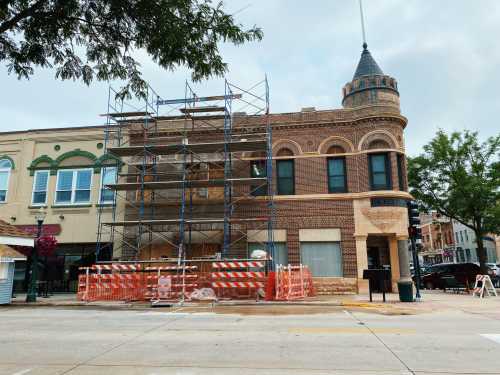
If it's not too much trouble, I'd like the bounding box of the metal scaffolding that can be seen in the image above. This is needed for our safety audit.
[96,78,276,269]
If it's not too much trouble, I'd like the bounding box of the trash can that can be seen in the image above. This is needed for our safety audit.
[397,281,414,302]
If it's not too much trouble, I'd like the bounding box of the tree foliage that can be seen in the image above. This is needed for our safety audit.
[0,0,263,97]
[408,130,500,273]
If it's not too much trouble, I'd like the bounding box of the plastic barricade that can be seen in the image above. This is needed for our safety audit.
[146,265,199,302]
[275,264,315,301]
[211,261,266,299]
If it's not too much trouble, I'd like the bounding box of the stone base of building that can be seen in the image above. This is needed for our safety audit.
[313,277,357,295]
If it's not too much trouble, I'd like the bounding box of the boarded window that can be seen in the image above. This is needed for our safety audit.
[277,148,294,157]
[326,145,345,154]
[368,140,390,150]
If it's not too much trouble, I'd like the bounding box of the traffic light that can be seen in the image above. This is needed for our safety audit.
[407,200,422,241]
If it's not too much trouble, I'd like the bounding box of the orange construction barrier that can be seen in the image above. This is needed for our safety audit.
[211,261,267,299]
[275,264,315,301]
[145,265,200,302]
[77,261,279,302]
[77,267,147,302]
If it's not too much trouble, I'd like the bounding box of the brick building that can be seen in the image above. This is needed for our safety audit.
[420,213,455,264]
[259,43,411,293]
[110,43,413,294]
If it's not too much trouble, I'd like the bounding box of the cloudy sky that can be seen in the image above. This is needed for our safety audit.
[1,0,499,156]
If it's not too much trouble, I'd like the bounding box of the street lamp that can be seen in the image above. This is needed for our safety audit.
[26,207,47,302]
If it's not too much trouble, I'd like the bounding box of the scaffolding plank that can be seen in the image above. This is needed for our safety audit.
[157,94,242,106]
[103,217,267,227]
[108,139,266,157]
[190,115,226,121]
[179,106,226,113]
[127,157,226,167]
[101,111,153,118]
[106,177,266,191]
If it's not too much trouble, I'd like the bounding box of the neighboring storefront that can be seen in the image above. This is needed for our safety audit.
[0,126,121,292]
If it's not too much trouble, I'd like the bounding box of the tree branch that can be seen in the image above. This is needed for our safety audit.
[0,0,48,34]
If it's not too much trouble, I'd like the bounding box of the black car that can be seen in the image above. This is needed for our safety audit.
[418,263,480,290]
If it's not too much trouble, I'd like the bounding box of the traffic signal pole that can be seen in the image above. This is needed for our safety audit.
[407,200,423,302]
[410,236,422,301]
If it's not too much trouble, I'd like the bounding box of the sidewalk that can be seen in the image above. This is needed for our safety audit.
[6,290,500,316]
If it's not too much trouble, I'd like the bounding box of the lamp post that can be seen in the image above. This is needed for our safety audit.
[26,207,46,303]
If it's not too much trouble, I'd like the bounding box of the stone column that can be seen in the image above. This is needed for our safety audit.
[397,237,413,301]
[355,235,369,293]
[397,237,412,282]
[389,236,401,291]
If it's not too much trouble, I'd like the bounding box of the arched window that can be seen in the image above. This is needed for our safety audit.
[326,145,345,154]
[368,140,390,150]
[276,148,294,195]
[0,159,13,202]
[277,148,294,157]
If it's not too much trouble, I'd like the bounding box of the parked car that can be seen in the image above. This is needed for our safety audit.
[486,263,499,276]
[418,263,481,290]
[486,263,500,287]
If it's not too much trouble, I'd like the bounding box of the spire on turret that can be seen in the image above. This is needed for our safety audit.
[340,1,400,110]
[352,43,384,80]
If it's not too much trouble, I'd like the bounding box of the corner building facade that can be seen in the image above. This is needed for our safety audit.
[249,44,411,294]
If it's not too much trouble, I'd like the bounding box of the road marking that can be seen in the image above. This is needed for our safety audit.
[11,369,32,375]
[480,334,500,344]
[288,327,416,334]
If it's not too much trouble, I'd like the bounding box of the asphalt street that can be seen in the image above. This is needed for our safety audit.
[1,303,500,375]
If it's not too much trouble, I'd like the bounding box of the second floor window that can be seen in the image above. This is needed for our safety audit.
[55,169,92,205]
[32,170,49,205]
[276,159,294,195]
[100,167,117,204]
[369,153,391,190]
[327,157,347,193]
[0,159,12,202]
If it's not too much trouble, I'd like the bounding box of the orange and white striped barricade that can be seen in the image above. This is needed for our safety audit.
[211,261,266,300]
[472,275,497,298]
[90,264,142,272]
[146,265,199,302]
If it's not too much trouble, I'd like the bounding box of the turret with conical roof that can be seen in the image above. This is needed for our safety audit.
[342,43,400,110]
